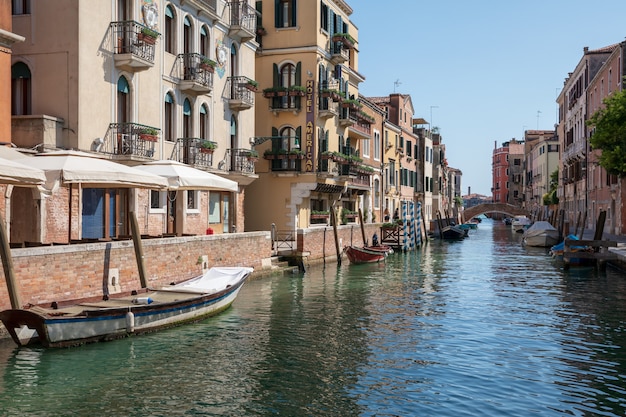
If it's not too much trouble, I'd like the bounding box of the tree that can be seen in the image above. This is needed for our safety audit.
[587,88,626,176]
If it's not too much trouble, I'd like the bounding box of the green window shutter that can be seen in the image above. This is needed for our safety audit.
[274,0,280,28]
[292,0,298,26]
[295,126,302,148]
[295,62,301,85]
[256,1,263,28]
[273,63,280,86]
[329,10,334,36]
[272,127,279,151]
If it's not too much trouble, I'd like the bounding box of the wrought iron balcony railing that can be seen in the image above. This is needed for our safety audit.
[110,21,158,70]
[228,1,257,39]
[171,137,217,169]
[223,148,256,174]
[177,53,214,93]
[227,76,256,110]
[102,123,159,159]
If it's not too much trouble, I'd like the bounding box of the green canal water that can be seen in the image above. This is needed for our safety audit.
[1,219,626,416]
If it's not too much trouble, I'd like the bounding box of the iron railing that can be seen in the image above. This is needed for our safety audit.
[228,1,257,31]
[223,148,256,174]
[177,53,214,89]
[102,122,159,158]
[227,76,256,106]
[110,21,158,63]
[171,137,216,169]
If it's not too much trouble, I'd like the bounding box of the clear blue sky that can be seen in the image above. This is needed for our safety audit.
[352,1,626,195]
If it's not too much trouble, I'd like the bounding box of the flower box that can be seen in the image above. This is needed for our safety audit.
[139,133,158,142]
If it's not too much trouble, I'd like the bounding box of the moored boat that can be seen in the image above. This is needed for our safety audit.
[440,225,468,239]
[522,221,559,247]
[511,215,531,233]
[344,245,392,264]
[0,266,253,348]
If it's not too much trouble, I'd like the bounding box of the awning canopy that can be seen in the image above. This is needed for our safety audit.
[135,160,239,192]
[15,150,169,191]
[0,155,46,186]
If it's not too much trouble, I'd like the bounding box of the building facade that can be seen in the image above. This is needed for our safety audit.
[10,0,259,243]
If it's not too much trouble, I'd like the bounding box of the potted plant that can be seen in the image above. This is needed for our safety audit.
[310,210,330,220]
[256,26,267,36]
[263,148,276,159]
[200,57,217,72]
[199,140,217,153]
[245,149,259,162]
[139,26,159,45]
[288,85,307,96]
[331,32,356,49]
[288,149,304,159]
[276,148,289,158]
[139,127,159,142]
[262,86,288,98]
[244,79,259,92]
[342,98,362,110]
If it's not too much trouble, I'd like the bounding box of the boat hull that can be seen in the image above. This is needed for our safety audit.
[0,267,252,348]
[524,232,559,247]
[345,245,391,264]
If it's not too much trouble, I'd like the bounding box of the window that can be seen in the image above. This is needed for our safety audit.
[279,62,297,108]
[200,104,209,139]
[374,179,380,208]
[388,160,396,186]
[116,76,130,123]
[183,98,192,138]
[12,0,30,14]
[320,2,328,31]
[165,5,175,54]
[11,62,31,116]
[362,137,370,158]
[187,190,199,211]
[200,26,210,58]
[164,92,175,142]
[209,193,221,223]
[373,130,380,160]
[183,16,192,54]
[150,190,166,211]
[275,0,296,28]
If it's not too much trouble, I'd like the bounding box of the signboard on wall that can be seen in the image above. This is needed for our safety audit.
[305,79,315,172]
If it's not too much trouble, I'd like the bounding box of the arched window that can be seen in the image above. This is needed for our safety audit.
[164,92,175,142]
[374,178,380,208]
[230,115,237,149]
[165,5,175,54]
[200,104,209,139]
[183,98,192,138]
[11,62,31,115]
[183,16,192,54]
[116,76,130,124]
[200,26,210,58]
[279,63,296,108]
[230,43,237,76]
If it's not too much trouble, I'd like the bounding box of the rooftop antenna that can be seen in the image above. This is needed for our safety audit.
[393,79,402,93]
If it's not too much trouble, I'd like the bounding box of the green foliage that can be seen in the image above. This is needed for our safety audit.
[587,88,626,176]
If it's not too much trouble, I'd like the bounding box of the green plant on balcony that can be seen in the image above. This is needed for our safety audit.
[139,127,159,142]
[331,32,356,49]
[288,85,307,96]
[244,149,259,161]
[342,98,362,110]
[263,148,277,159]
[320,88,344,102]
[288,148,304,159]
[244,79,259,92]
[199,140,217,153]
[262,86,288,98]
[139,26,159,44]
[346,154,363,165]
[200,57,217,72]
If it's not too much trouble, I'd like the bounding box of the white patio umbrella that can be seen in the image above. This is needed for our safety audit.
[135,160,239,192]
[15,150,168,191]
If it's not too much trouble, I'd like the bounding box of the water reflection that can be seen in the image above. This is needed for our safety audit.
[0,219,626,416]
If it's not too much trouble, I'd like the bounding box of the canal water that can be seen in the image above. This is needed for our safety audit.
[1,219,626,416]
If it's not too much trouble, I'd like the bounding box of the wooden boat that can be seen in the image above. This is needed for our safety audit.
[549,235,593,265]
[344,245,392,264]
[440,225,468,240]
[523,221,559,247]
[0,266,253,348]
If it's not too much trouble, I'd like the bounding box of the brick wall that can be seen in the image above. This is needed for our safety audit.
[297,223,381,261]
[0,231,272,310]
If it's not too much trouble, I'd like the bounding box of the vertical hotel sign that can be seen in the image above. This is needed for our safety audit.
[304,79,315,172]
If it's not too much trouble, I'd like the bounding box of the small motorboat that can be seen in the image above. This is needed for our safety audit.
[523,221,559,247]
[511,216,531,233]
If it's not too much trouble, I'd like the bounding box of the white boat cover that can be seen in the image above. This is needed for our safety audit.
[524,221,557,238]
[159,267,253,294]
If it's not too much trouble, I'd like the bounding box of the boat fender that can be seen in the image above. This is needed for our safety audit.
[125,311,135,333]
[132,297,153,305]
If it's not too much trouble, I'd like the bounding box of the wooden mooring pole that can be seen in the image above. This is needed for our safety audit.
[0,214,21,309]
[130,211,148,288]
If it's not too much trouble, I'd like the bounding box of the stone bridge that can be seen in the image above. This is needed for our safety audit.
[463,203,529,220]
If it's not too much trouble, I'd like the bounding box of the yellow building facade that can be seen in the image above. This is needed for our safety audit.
[246,0,375,231]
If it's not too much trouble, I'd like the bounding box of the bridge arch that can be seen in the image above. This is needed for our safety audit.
[463,203,530,220]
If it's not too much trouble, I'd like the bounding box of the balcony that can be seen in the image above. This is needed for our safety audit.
[110,21,158,72]
[171,138,216,169]
[177,53,215,94]
[329,43,349,65]
[183,0,220,22]
[268,95,303,114]
[348,116,372,140]
[318,98,338,119]
[227,76,257,111]
[101,123,159,161]
[228,1,257,42]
